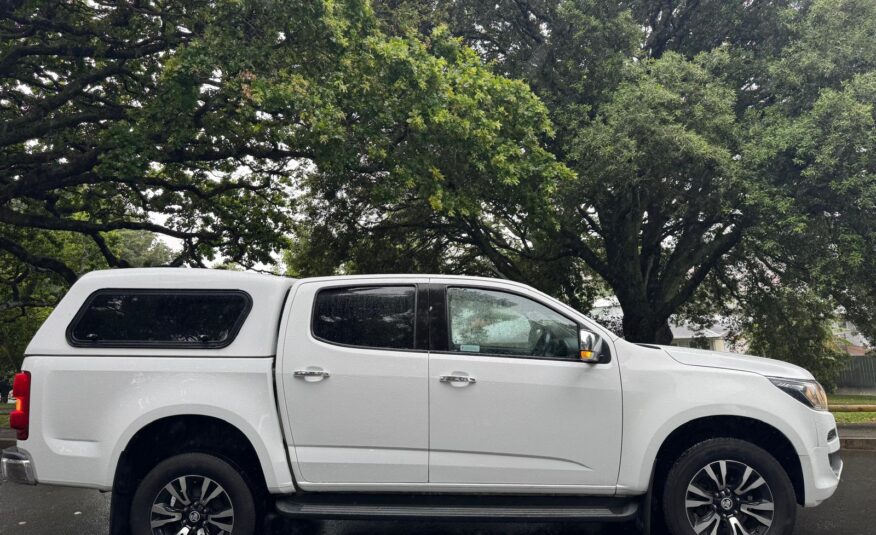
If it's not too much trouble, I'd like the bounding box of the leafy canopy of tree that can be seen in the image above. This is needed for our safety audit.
[290,0,875,368]
[2,1,873,385]
[0,0,565,369]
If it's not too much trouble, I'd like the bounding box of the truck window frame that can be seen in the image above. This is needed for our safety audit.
[310,284,423,352]
[66,288,253,349]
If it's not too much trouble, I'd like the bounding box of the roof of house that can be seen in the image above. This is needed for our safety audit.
[844,344,870,357]
[671,322,731,340]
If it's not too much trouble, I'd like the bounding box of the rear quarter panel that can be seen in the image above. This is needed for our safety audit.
[19,355,295,493]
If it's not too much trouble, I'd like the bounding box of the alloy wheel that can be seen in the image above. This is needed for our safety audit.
[149,474,235,535]
[684,459,775,535]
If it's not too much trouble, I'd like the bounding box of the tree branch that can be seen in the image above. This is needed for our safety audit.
[0,235,78,284]
[88,232,130,268]
[0,207,219,241]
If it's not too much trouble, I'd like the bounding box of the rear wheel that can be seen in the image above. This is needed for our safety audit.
[662,438,796,535]
[130,452,256,535]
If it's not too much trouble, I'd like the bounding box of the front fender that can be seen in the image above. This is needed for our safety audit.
[615,348,818,493]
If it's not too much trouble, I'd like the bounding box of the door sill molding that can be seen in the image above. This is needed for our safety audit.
[275,493,640,522]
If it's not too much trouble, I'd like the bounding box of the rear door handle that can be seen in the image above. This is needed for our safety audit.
[439,374,476,386]
[293,368,330,382]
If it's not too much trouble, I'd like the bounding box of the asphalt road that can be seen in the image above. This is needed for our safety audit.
[1,450,873,535]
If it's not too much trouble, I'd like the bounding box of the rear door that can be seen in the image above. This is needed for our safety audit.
[278,278,430,485]
[428,282,623,490]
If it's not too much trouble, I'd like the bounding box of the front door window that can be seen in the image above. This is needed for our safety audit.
[447,287,578,358]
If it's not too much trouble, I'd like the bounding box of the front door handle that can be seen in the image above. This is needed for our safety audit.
[293,368,330,382]
[439,374,476,386]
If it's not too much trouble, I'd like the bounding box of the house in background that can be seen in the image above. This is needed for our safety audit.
[835,322,876,393]
[589,298,738,352]
[834,320,871,356]
[590,297,874,393]
[669,322,733,352]
[589,297,871,361]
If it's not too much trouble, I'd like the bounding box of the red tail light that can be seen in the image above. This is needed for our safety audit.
[10,371,31,440]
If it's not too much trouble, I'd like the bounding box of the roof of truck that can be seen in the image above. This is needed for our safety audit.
[77,266,295,285]
[24,269,614,357]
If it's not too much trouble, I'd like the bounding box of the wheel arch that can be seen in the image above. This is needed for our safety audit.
[112,413,270,496]
[108,402,294,492]
[112,416,268,535]
[652,415,805,506]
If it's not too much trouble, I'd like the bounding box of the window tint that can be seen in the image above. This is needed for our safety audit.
[68,290,251,348]
[313,286,416,349]
[448,287,578,358]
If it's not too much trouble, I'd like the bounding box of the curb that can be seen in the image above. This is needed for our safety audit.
[838,423,876,430]
[840,437,876,451]
[830,405,876,412]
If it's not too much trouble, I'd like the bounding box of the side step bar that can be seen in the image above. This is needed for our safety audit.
[275,493,640,522]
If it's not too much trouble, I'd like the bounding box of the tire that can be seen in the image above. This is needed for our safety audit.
[662,438,796,535]
[130,452,257,535]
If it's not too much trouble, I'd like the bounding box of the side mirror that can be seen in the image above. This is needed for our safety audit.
[579,329,603,363]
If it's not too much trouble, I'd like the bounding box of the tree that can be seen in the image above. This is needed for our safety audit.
[669,0,876,384]
[1,1,564,324]
[761,2,876,343]
[741,287,848,392]
[291,0,875,352]
[0,229,173,373]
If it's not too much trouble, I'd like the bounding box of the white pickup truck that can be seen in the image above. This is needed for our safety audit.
[2,268,841,535]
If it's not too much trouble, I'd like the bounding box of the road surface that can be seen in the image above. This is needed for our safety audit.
[1,451,872,534]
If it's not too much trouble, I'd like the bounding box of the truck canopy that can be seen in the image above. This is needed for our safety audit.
[25,268,296,358]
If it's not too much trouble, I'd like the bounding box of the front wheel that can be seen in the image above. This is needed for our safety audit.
[130,452,257,535]
[662,438,796,535]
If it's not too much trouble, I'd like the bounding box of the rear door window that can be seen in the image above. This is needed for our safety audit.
[312,286,416,350]
[67,290,252,348]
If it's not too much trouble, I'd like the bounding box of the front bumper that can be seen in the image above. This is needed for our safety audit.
[1,447,37,485]
[801,414,843,507]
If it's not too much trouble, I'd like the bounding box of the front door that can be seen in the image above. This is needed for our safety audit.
[428,284,623,489]
[279,279,429,485]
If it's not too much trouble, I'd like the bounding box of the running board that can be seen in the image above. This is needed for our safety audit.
[275,493,640,522]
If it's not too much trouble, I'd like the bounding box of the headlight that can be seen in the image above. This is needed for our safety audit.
[768,377,829,411]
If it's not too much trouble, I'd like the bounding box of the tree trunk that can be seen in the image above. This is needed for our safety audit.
[620,310,674,345]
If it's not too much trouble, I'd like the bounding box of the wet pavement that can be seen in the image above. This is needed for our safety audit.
[1,450,873,534]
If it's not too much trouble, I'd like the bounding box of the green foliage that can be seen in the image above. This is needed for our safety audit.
[738,2,876,346]
[295,0,874,360]
[833,412,876,424]
[770,0,876,109]
[558,51,745,341]
[743,287,848,390]
[829,395,876,405]
[2,0,873,383]
[1,0,565,356]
